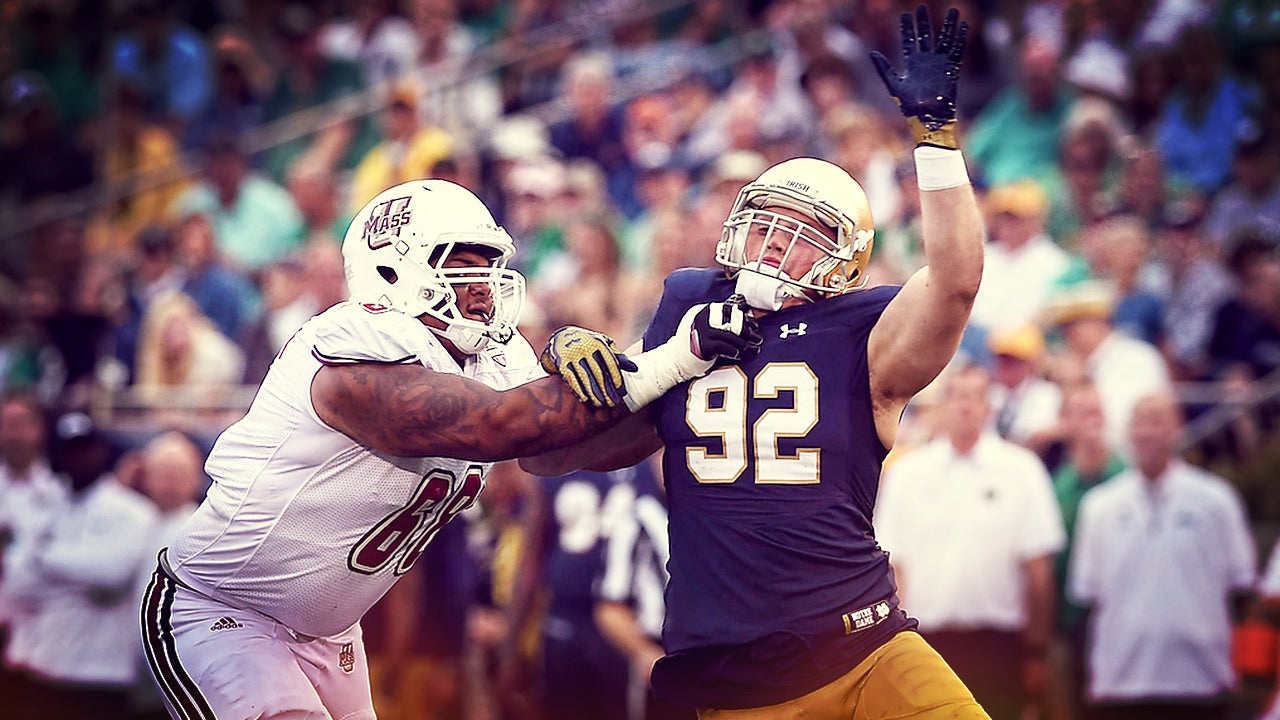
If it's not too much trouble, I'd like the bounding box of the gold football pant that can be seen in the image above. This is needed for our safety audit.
[697,631,990,720]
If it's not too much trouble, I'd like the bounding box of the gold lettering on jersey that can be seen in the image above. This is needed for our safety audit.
[363,196,414,249]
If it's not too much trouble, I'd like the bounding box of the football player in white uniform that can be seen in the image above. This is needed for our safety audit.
[139,179,761,720]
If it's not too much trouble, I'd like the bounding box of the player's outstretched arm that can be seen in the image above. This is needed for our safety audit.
[867,5,983,443]
[519,299,762,476]
[313,300,760,463]
[313,363,626,461]
[519,408,663,477]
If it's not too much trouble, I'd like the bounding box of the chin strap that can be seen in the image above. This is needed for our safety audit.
[734,264,809,312]
[434,325,487,355]
[435,321,515,356]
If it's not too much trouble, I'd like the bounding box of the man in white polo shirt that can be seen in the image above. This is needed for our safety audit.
[877,364,1065,720]
[1044,281,1171,454]
[1069,391,1256,720]
[968,180,1077,334]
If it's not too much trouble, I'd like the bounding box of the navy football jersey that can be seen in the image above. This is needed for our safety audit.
[541,468,637,620]
[643,268,915,708]
[538,467,636,720]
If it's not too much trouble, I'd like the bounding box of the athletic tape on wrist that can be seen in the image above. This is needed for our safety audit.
[621,336,713,412]
[914,146,970,191]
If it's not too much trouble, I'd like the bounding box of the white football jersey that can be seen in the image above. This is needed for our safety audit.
[167,301,543,637]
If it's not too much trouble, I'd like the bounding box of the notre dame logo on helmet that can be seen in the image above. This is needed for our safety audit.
[362,196,413,249]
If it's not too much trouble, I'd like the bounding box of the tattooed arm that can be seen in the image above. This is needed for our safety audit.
[311,362,626,461]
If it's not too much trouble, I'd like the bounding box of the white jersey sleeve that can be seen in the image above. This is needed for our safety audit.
[310,301,439,367]
[167,302,540,638]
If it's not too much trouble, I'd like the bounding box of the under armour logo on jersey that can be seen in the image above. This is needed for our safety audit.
[339,642,356,674]
[779,323,808,338]
[209,617,243,632]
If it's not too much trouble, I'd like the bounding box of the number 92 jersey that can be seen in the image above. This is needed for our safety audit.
[643,269,911,664]
[166,301,541,638]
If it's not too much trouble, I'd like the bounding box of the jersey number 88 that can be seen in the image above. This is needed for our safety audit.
[348,465,484,575]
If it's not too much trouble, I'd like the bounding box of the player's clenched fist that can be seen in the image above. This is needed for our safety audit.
[687,295,763,363]
[540,326,638,409]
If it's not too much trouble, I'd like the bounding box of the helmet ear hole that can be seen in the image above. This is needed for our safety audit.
[377,266,398,284]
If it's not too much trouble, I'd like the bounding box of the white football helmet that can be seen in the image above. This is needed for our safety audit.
[342,180,525,355]
[716,157,875,309]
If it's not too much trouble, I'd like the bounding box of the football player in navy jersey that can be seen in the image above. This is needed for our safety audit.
[527,6,990,719]
[526,466,637,720]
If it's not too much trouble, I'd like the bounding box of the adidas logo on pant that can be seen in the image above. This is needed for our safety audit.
[209,616,243,632]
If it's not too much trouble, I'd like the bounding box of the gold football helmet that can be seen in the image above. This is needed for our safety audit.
[715,157,875,300]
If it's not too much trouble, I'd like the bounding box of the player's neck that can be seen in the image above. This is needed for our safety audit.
[440,338,467,368]
[419,315,469,368]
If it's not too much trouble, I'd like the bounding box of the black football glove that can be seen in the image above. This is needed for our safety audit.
[870,4,968,149]
[689,294,763,364]
[540,326,638,409]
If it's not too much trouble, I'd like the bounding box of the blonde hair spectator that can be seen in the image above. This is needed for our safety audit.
[823,102,902,232]
[134,292,245,408]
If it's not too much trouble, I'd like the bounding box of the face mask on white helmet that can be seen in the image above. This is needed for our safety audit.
[715,157,875,311]
[342,179,526,355]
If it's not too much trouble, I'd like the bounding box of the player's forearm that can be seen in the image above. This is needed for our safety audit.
[1022,554,1056,653]
[402,377,625,461]
[871,3,981,306]
[315,364,626,460]
[520,411,660,477]
[595,602,661,666]
[918,176,983,306]
[476,376,630,460]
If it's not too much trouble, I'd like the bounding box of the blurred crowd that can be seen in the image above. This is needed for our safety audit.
[1,0,1280,718]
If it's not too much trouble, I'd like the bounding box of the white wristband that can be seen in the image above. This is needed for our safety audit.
[914,146,969,191]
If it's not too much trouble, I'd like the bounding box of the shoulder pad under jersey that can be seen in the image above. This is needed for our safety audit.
[662,267,728,303]
[310,301,435,366]
[491,331,539,370]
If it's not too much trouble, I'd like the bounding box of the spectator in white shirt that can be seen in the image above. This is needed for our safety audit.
[877,364,1066,720]
[1068,392,1256,720]
[0,393,65,713]
[1045,280,1172,453]
[969,180,1079,333]
[987,324,1062,454]
[4,412,157,720]
[129,431,204,720]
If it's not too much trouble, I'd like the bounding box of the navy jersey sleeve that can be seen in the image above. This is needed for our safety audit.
[642,268,736,352]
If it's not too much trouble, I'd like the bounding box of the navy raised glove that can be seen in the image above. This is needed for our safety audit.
[689,295,763,364]
[870,4,968,149]
[540,326,638,409]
